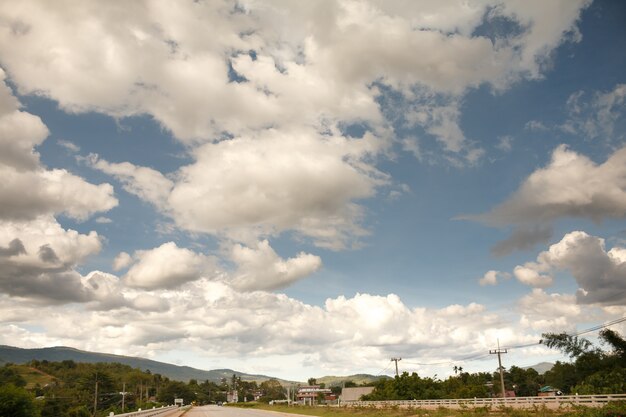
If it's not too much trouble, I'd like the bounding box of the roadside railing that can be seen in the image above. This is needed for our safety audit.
[345,394,626,409]
[108,405,180,417]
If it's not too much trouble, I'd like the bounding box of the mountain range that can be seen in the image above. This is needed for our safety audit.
[0,345,385,385]
[0,345,553,383]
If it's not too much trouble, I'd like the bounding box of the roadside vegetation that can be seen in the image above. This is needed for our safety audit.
[230,402,626,417]
[361,329,626,401]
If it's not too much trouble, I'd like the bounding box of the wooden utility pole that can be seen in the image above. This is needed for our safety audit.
[121,382,126,413]
[489,340,507,398]
[93,373,99,417]
[391,357,402,377]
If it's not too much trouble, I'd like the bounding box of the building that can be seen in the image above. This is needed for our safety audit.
[296,385,333,405]
[227,390,239,403]
[340,387,374,402]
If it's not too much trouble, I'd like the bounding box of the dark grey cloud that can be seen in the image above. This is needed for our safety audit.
[0,238,26,257]
[0,262,91,303]
[491,225,553,257]
[38,244,60,263]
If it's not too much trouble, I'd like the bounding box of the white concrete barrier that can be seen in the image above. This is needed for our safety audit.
[345,394,626,410]
[109,405,179,417]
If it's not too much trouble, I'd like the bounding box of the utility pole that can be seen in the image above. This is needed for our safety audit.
[121,382,126,413]
[93,373,99,417]
[489,340,507,398]
[390,357,402,377]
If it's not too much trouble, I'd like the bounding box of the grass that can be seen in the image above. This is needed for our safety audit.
[11,364,57,389]
[227,401,626,417]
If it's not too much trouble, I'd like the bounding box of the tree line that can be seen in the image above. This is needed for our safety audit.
[0,360,286,417]
[362,329,626,401]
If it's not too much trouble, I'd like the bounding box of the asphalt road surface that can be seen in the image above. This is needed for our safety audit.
[185,405,303,417]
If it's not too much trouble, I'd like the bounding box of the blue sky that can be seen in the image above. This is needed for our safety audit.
[0,0,625,381]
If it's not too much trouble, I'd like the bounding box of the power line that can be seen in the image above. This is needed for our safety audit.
[503,316,626,350]
[394,316,626,370]
[574,316,626,336]
[375,361,392,376]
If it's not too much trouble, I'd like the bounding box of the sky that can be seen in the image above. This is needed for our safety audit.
[0,0,625,382]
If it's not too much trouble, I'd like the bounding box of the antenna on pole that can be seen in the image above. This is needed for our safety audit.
[390,358,402,377]
[489,339,507,398]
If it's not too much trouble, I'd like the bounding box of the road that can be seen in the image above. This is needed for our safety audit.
[184,405,302,417]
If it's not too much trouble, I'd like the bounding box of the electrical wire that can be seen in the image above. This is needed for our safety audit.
[375,361,392,376]
[502,316,626,350]
[388,316,626,370]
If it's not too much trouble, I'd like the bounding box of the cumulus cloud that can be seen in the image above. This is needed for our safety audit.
[0,282,532,372]
[91,128,387,249]
[0,216,102,303]
[479,270,510,286]
[513,265,553,288]
[513,231,626,305]
[519,289,582,332]
[0,0,589,152]
[0,69,117,222]
[124,242,215,289]
[230,240,322,291]
[464,145,626,226]
[169,129,386,248]
[88,155,174,209]
[112,252,133,271]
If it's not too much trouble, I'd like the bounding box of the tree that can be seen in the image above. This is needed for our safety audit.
[541,332,594,358]
[157,380,195,405]
[0,384,39,417]
[0,365,27,387]
[259,379,285,402]
[599,329,626,363]
[307,378,317,386]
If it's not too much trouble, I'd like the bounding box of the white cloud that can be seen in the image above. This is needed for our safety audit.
[564,84,626,141]
[88,154,174,209]
[112,251,132,271]
[466,145,626,226]
[92,128,387,249]
[0,216,102,303]
[57,140,80,153]
[0,69,118,222]
[169,129,386,249]
[0,167,118,222]
[229,240,322,291]
[513,231,626,306]
[479,270,510,286]
[0,0,590,154]
[496,135,514,152]
[513,265,553,288]
[518,289,582,332]
[0,283,546,374]
[124,242,215,289]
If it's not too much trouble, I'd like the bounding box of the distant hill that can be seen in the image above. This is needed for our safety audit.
[0,345,293,384]
[315,374,390,386]
[522,362,554,374]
